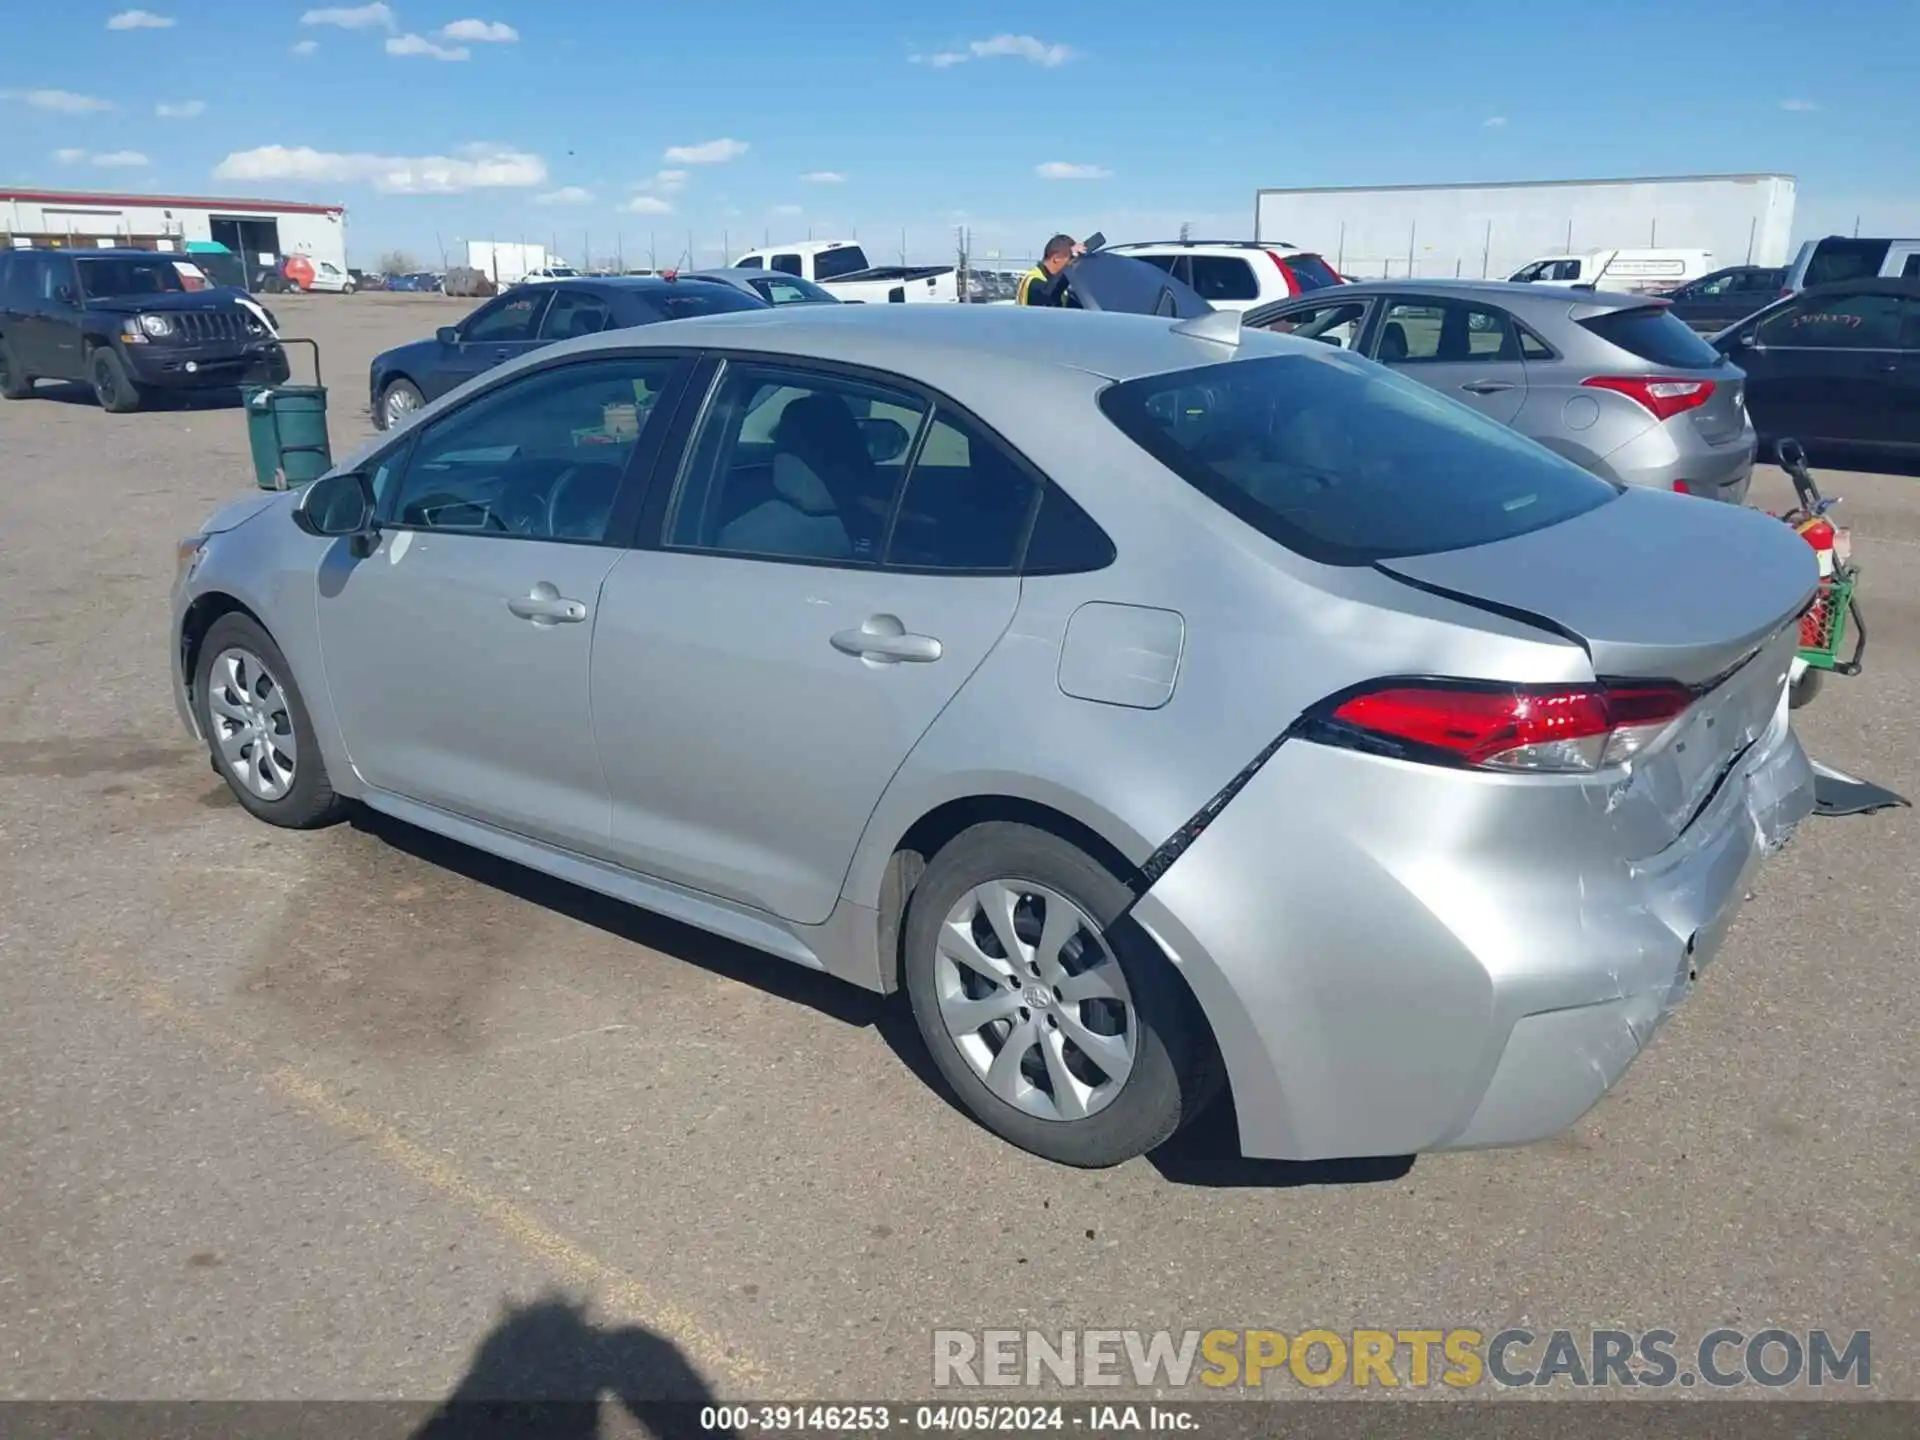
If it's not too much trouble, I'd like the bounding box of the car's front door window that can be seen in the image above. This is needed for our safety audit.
[387,356,679,542]
[1757,293,1903,350]
[1260,299,1371,349]
[461,292,549,344]
[665,363,929,564]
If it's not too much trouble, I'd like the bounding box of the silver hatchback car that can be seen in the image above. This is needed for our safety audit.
[171,305,1816,1168]
[1245,280,1758,502]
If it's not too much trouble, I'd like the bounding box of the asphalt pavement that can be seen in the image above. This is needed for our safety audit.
[0,294,1913,1406]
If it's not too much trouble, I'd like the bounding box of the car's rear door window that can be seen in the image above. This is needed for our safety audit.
[538,290,613,340]
[1578,306,1724,368]
[883,414,1039,572]
[1098,351,1616,566]
[1374,298,1521,363]
[1186,256,1260,303]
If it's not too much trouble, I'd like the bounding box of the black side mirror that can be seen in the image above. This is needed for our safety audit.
[857,417,912,463]
[437,326,460,345]
[292,470,378,548]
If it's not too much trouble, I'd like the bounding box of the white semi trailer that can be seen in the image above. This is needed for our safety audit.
[1253,173,1796,282]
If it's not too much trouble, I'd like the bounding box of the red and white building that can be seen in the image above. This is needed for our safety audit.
[0,186,347,275]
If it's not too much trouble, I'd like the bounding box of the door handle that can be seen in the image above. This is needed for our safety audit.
[507,581,587,626]
[1460,379,1517,395]
[831,615,943,664]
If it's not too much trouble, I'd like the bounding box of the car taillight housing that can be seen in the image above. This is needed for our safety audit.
[1267,251,1301,296]
[1316,679,1696,773]
[1582,375,1716,422]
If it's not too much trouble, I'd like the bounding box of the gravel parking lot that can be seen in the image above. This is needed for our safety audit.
[2,292,1915,1406]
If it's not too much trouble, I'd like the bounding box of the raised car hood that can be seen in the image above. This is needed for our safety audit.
[1375,488,1819,685]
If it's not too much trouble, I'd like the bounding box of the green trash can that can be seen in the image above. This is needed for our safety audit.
[243,338,332,491]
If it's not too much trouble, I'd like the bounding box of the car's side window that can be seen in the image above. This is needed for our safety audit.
[1376,300,1520,363]
[539,290,613,340]
[1186,256,1260,303]
[884,412,1039,572]
[385,357,678,542]
[665,363,928,565]
[1517,325,1554,360]
[462,292,548,344]
[771,254,803,277]
[735,255,764,270]
[1757,293,1902,349]
[1261,299,1369,349]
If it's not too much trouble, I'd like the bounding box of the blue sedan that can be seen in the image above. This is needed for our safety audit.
[369,274,767,430]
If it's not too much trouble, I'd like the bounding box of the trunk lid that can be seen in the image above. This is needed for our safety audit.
[1686,368,1749,446]
[1376,487,1816,686]
[1377,488,1818,853]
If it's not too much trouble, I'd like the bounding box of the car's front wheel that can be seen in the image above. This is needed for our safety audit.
[194,613,347,828]
[0,340,33,399]
[903,822,1221,1167]
[90,348,143,413]
[375,377,424,431]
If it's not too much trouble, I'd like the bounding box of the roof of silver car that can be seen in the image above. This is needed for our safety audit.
[1288,277,1661,310]
[588,303,1289,382]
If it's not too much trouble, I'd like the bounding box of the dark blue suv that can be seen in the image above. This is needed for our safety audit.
[369,275,766,430]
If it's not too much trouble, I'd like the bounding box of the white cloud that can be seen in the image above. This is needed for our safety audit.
[2,88,114,113]
[92,151,151,167]
[292,38,320,54]
[913,33,1074,67]
[54,148,88,163]
[1780,98,1819,112]
[623,194,674,215]
[107,9,175,28]
[157,99,207,118]
[388,33,470,59]
[771,204,803,216]
[1035,161,1110,180]
[801,171,845,184]
[1483,115,1507,128]
[648,168,687,192]
[441,18,519,41]
[214,142,547,194]
[301,3,394,28]
[535,186,594,205]
[662,137,747,165]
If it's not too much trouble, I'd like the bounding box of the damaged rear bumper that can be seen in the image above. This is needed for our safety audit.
[1129,692,1814,1163]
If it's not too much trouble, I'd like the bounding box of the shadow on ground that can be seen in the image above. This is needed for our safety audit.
[351,808,1416,1193]
[410,1293,734,1440]
[27,381,249,411]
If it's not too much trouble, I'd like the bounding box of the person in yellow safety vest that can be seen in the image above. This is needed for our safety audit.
[1016,234,1086,306]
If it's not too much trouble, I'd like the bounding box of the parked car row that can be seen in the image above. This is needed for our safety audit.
[173,298,1821,1171]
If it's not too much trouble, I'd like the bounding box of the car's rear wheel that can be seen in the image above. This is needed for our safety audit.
[0,341,33,399]
[341,282,356,296]
[194,613,347,829]
[90,348,142,413]
[903,822,1220,1167]
[376,377,424,430]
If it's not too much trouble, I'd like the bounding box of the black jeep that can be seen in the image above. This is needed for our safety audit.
[0,248,290,413]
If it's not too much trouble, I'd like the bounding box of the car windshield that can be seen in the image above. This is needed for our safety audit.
[811,247,871,281]
[1099,350,1617,566]
[76,257,189,298]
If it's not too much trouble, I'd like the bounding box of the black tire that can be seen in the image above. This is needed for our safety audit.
[90,347,143,413]
[341,282,357,296]
[374,377,424,431]
[194,613,348,829]
[1789,666,1823,710]
[0,340,33,400]
[903,822,1221,1167]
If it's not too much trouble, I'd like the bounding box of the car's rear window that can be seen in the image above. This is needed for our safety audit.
[1284,254,1342,291]
[1578,307,1724,369]
[1098,350,1617,567]
[643,286,767,321]
[812,247,871,281]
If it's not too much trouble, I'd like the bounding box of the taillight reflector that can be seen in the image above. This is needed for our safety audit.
[1267,251,1301,296]
[1582,375,1716,422]
[1324,680,1694,773]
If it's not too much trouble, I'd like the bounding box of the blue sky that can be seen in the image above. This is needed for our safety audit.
[2,0,1916,267]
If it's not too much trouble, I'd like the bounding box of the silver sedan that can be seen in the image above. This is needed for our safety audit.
[170,305,1817,1168]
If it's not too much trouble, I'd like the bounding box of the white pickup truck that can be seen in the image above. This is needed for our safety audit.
[730,239,958,304]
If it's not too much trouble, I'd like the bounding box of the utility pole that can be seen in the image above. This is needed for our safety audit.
[723,229,730,264]
[900,226,907,265]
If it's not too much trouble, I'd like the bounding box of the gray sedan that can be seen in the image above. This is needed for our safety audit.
[1246,279,1758,502]
[170,305,1816,1168]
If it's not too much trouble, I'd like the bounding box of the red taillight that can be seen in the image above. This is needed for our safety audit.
[1672,480,1693,494]
[1325,680,1694,773]
[1267,251,1300,296]
[1582,375,1716,422]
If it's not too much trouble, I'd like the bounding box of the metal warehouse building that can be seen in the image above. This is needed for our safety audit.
[0,187,347,276]
[1254,173,1797,281]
